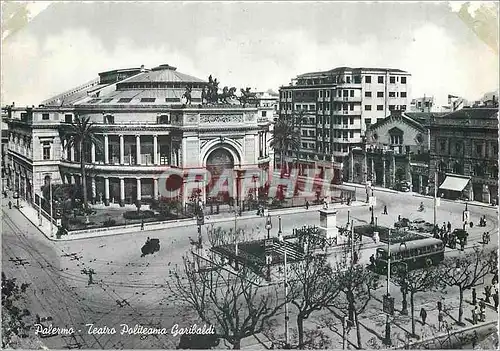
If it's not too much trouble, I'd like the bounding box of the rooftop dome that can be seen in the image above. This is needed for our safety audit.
[121,64,205,85]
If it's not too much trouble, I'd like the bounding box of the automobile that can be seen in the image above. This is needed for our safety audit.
[395,181,411,192]
[451,229,469,244]
[410,218,426,230]
[141,238,160,257]
[394,218,411,228]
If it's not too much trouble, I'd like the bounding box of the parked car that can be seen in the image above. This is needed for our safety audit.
[394,218,411,228]
[395,181,411,192]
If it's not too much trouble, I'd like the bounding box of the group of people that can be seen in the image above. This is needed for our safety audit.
[256,205,266,217]
[479,215,488,227]
[470,282,499,324]
[432,221,468,250]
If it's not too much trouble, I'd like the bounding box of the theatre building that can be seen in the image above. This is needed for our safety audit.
[429,107,498,204]
[3,64,273,208]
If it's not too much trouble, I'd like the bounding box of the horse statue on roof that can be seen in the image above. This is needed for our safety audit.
[219,86,237,104]
[239,87,259,107]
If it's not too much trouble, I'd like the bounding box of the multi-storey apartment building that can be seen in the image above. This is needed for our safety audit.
[278,67,411,181]
[429,107,498,204]
[3,64,273,208]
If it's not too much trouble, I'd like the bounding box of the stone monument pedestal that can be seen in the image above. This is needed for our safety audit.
[318,208,339,244]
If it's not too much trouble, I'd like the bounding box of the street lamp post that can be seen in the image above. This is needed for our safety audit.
[278,216,283,241]
[370,206,374,226]
[399,242,409,315]
[384,229,392,346]
[265,214,273,281]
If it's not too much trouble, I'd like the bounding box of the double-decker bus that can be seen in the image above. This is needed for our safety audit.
[374,238,445,273]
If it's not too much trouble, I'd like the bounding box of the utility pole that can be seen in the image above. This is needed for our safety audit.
[433,171,437,228]
[384,229,392,346]
[81,268,96,285]
[350,220,354,265]
[49,176,53,237]
[284,247,289,349]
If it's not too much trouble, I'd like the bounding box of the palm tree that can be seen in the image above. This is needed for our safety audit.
[269,118,300,173]
[63,115,101,223]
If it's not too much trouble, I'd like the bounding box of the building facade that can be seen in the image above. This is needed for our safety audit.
[345,110,431,193]
[278,67,411,181]
[429,107,498,204]
[4,64,273,208]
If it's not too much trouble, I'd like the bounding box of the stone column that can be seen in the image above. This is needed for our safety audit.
[136,135,141,165]
[419,175,423,193]
[119,177,125,207]
[91,176,96,204]
[362,150,367,184]
[382,159,386,188]
[70,145,75,162]
[153,178,159,200]
[23,175,27,200]
[91,143,96,163]
[136,178,142,202]
[153,134,159,165]
[119,134,124,165]
[469,185,474,202]
[177,148,181,167]
[104,134,109,164]
[104,177,110,206]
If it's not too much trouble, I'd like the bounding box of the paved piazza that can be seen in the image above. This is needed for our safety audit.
[2,189,497,349]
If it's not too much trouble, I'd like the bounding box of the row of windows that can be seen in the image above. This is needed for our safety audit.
[437,139,498,158]
[365,91,407,98]
[86,97,189,104]
[365,76,407,84]
[365,105,407,111]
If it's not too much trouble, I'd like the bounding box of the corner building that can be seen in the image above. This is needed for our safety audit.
[279,67,410,181]
[4,64,273,208]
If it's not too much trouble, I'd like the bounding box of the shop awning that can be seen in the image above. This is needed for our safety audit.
[439,176,470,192]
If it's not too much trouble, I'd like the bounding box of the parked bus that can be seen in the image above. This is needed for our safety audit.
[374,238,445,273]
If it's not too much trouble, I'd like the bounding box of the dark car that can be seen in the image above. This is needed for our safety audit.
[394,218,411,228]
[452,229,468,243]
[141,238,160,257]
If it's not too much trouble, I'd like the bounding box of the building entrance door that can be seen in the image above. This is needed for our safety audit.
[206,148,234,204]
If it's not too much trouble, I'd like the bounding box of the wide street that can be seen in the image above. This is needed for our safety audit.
[2,189,498,349]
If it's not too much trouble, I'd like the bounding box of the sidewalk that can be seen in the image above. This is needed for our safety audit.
[241,286,498,349]
[15,198,366,241]
[343,182,497,210]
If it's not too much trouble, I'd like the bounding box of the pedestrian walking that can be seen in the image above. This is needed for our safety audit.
[305,200,309,210]
[398,214,401,222]
[472,287,477,305]
[447,221,451,233]
[369,254,375,268]
[472,331,478,349]
[438,310,443,330]
[493,288,499,311]
[472,306,478,325]
[8,201,11,209]
[140,219,144,231]
[437,300,442,312]
[383,205,388,215]
[460,239,465,251]
[420,308,427,325]
[484,285,492,303]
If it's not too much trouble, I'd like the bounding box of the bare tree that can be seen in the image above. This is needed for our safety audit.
[288,254,341,349]
[167,256,284,349]
[391,263,443,337]
[328,265,381,349]
[438,247,497,325]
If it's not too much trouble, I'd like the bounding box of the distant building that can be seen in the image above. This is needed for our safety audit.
[278,66,411,181]
[409,96,435,113]
[429,107,498,204]
[345,110,441,193]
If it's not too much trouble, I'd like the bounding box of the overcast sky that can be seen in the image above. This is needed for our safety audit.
[2,1,498,108]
